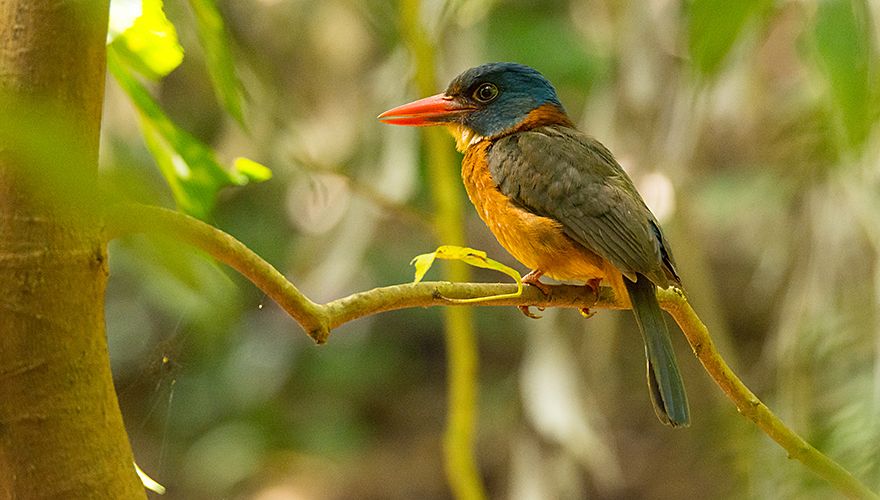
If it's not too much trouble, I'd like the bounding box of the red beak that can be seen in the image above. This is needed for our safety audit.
[378,93,473,126]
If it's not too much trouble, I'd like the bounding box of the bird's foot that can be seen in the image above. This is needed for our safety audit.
[519,269,548,319]
[522,269,550,295]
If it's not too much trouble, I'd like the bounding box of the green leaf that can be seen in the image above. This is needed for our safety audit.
[687,0,769,76]
[138,113,223,217]
[106,0,264,217]
[811,0,877,152]
[108,52,265,218]
[410,245,523,303]
[187,0,246,126]
[108,0,184,80]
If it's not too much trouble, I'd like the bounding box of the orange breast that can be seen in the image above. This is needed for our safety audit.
[461,141,611,283]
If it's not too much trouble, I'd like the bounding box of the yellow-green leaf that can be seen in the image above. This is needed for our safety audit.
[108,0,183,80]
[410,252,438,283]
[108,52,268,218]
[233,157,273,182]
[410,245,523,303]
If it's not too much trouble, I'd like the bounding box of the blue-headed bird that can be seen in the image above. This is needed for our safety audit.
[379,62,689,427]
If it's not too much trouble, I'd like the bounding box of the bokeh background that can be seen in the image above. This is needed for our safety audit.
[101,0,880,498]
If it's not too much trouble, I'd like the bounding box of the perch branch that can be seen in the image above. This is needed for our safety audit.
[108,203,878,499]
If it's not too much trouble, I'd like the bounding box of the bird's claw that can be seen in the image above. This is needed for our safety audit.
[578,279,601,319]
[518,305,544,319]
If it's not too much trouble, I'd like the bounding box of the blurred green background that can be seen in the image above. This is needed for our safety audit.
[101,0,880,498]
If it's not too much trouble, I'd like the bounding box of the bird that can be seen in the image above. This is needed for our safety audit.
[378,62,689,427]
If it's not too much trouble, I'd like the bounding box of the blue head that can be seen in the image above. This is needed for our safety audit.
[379,63,569,149]
[444,63,565,136]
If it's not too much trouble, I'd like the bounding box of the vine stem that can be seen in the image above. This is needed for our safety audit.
[396,0,484,497]
[108,204,879,500]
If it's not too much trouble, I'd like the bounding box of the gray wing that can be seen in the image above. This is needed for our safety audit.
[487,125,679,287]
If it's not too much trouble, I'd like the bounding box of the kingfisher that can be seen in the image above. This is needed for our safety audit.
[378,62,689,427]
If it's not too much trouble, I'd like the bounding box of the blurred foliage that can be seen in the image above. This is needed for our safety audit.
[98,0,880,499]
[187,0,247,126]
[810,0,877,153]
[107,0,268,218]
[687,0,772,77]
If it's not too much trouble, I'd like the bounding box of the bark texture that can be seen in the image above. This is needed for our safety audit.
[0,1,144,497]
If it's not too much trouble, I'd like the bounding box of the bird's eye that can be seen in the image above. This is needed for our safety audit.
[473,83,499,103]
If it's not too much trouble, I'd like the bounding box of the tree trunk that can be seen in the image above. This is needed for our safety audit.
[0,1,144,497]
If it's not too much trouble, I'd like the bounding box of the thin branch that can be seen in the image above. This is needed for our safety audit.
[106,204,331,342]
[108,203,879,499]
[660,289,879,500]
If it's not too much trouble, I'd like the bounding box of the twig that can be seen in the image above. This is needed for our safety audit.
[660,289,879,500]
[108,203,879,500]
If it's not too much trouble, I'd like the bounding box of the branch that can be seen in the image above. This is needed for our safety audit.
[108,204,879,499]
[106,204,331,341]
[323,280,616,329]
[660,290,879,499]
[105,205,609,339]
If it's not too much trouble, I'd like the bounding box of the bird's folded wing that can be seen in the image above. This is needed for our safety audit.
[487,125,677,286]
